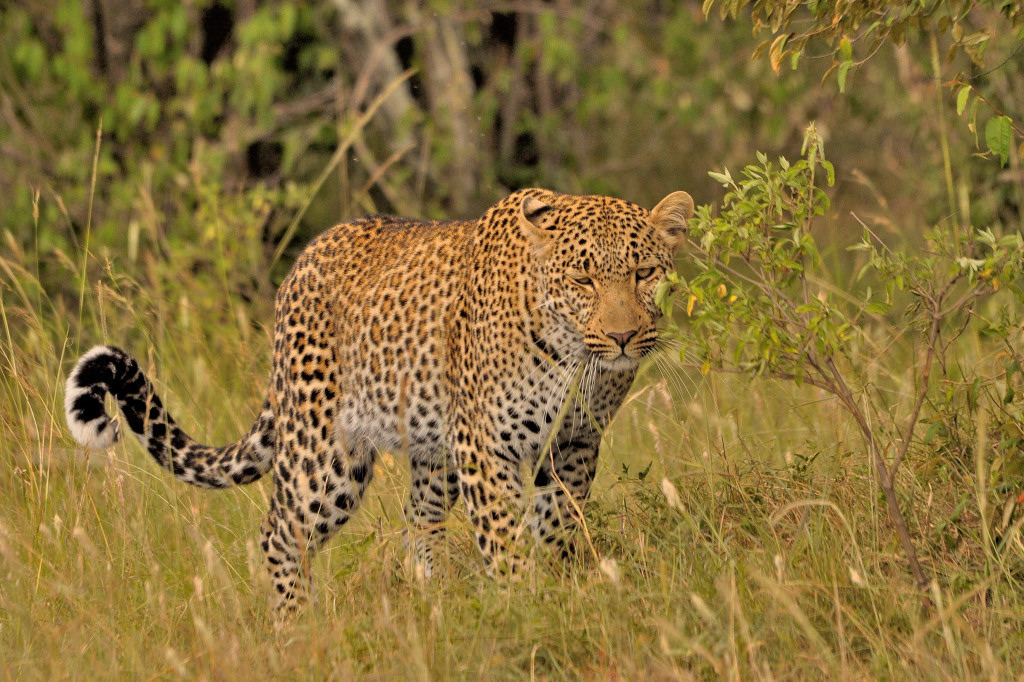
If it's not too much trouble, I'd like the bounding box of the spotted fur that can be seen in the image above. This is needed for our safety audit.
[64,188,694,619]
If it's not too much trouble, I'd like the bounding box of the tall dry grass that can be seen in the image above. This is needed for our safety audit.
[3,231,1022,679]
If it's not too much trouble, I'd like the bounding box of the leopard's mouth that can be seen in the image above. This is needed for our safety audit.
[591,348,642,371]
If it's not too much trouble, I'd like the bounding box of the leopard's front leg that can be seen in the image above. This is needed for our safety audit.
[450,419,533,576]
[529,430,601,560]
[404,452,460,578]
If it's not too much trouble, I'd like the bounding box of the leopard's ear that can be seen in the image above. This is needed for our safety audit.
[650,191,694,255]
[519,194,558,245]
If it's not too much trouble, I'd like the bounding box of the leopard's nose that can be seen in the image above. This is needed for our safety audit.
[604,330,637,349]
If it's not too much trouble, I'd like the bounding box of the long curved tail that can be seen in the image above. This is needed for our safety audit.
[64,345,275,489]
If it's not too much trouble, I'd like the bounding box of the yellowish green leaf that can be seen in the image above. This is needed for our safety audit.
[956,85,970,116]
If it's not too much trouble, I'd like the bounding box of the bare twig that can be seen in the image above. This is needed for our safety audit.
[822,354,928,588]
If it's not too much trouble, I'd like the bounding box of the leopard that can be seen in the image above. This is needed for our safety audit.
[64,187,694,619]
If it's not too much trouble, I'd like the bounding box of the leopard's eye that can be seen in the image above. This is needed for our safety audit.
[571,274,593,286]
[635,267,656,281]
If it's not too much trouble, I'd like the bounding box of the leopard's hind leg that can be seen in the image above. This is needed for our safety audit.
[261,430,375,621]
[260,273,376,621]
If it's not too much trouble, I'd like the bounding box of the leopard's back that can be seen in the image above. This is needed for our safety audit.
[284,215,472,456]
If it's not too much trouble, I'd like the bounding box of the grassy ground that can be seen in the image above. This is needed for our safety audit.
[1,242,1022,681]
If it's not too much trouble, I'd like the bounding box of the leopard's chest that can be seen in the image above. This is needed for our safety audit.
[480,347,636,461]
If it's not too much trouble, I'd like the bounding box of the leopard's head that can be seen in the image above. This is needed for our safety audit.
[519,189,693,371]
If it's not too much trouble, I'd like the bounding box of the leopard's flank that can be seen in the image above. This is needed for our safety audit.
[65,188,694,619]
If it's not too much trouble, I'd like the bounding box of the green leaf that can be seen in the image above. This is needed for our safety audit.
[956,85,970,116]
[968,376,982,411]
[985,115,1012,166]
[708,170,733,186]
[967,98,980,142]
[837,60,852,93]
[655,279,674,315]
[821,159,835,186]
[839,37,852,61]
[864,301,891,315]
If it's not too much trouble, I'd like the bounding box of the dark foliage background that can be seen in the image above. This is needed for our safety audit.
[4,1,1021,309]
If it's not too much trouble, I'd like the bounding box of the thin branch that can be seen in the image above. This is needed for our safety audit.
[678,361,834,393]
[823,354,927,588]
[938,284,985,319]
[890,309,941,476]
